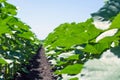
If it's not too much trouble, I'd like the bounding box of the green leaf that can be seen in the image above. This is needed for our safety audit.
[110,14,120,29]
[66,54,79,60]
[83,44,98,53]
[0,24,10,36]
[0,57,13,64]
[3,2,17,15]
[15,21,30,30]
[0,58,7,64]
[6,16,18,25]
[70,77,79,80]
[56,61,67,66]
[44,18,102,50]
[83,42,111,54]
[56,64,83,75]
[0,0,5,3]
[17,31,34,40]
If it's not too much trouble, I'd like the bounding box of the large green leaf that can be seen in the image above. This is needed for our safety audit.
[110,14,120,29]
[56,64,83,75]
[83,41,112,54]
[44,19,102,50]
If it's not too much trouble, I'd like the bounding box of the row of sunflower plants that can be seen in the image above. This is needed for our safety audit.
[44,13,120,80]
[0,0,40,79]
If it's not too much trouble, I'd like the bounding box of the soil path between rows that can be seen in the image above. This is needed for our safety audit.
[14,45,56,80]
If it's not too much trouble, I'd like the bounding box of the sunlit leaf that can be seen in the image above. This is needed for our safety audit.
[0,24,10,36]
[110,14,120,29]
[70,77,79,80]
[56,64,83,75]
[0,57,13,64]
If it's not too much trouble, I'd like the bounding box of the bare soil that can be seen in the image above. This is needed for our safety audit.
[14,45,56,80]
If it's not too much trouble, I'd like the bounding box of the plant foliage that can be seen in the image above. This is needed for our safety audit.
[0,0,40,79]
[44,13,120,79]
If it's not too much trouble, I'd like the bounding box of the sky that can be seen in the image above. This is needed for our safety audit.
[7,0,104,40]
